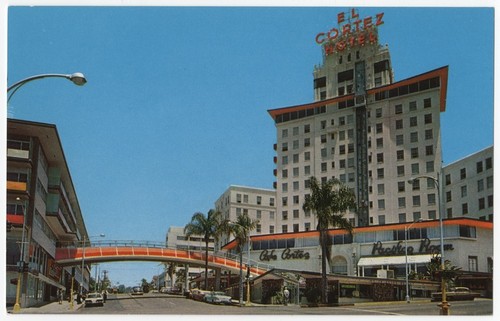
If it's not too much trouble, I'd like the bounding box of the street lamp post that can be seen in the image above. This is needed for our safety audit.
[408,173,449,314]
[81,234,105,296]
[12,197,27,313]
[7,72,87,103]
[405,218,423,303]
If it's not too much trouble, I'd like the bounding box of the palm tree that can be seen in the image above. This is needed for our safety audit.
[220,213,258,305]
[184,209,222,290]
[302,176,356,304]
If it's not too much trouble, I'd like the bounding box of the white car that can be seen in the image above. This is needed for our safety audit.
[84,292,104,307]
[204,291,233,305]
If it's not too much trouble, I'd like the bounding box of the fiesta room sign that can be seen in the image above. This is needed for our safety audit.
[315,8,385,55]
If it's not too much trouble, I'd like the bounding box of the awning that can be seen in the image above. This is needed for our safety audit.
[35,273,65,290]
[357,254,433,267]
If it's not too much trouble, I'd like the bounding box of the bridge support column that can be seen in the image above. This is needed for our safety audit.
[215,268,221,291]
[184,264,189,295]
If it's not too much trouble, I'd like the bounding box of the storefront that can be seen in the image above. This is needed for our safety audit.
[223,218,493,301]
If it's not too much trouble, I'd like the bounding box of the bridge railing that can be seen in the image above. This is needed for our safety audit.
[57,240,274,274]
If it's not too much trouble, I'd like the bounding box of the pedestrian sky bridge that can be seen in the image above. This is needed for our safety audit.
[55,241,271,277]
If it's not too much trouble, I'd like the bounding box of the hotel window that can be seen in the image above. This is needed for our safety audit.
[485,157,492,169]
[479,197,485,210]
[461,185,467,198]
[321,148,327,158]
[411,163,420,175]
[468,256,478,272]
[409,101,417,111]
[282,129,288,138]
[428,210,436,220]
[396,119,403,129]
[376,123,383,133]
[411,147,419,158]
[376,138,383,148]
[375,108,382,118]
[293,181,299,191]
[424,113,433,124]
[304,138,310,147]
[339,130,345,140]
[282,183,288,192]
[488,195,493,207]
[348,129,354,139]
[293,224,299,233]
[462,203,468,215]
[236,194,242,203]
[424,98,432,108]
[304,151,310,161]
[348,158,354,168]
[377,183,385,195]
[398,181,405,192]
[282,225,288,233]
[397,165,405,176]
[477,179,484,192]
[282,197,288,206]
[321,135,327,143]
[427,193,436,205]
[412,212,422,222]
[257,210,262,218]
[304,124,310,133]
[293,209,300,219]
[293,126,299,136]
[270,198,275,206]
[293,196,299,205]
[269,225,275,234]
[411,180,420,191]
[339,145,346,155]
[282,169,288,178]
[377,168,384,179]
[293,154,299,163]
[256,224,261,233]
[339,159,346,169]
[445,174,451,185]
[378,215,386,225]
[426,145,434,156]
[476,161,483,173]
[487,176,493,188]
[282,156,288,165]
[339,116,345,125]
[397,150,404,161]
[243,194,249,203]
[282,142,288,152]
[425,129,433,140]
[398,213,407,223]
[446,191,452,202]
[410,116,418,127]
[395,104,403,114]
[410,132,418,143]
[378,199,385,210]
[282,211,288,220]
[412,195,421,206]
[426,161,435,173]
[460,168,466,179]
[304,222,311,231]
[293,140,299,149]
[321,163,327,172]
[321,120,327,129]
[348,143,354,153]
[396,134,404,146]
[270,211,275,219]
[236,208,242,216]
[304,166,310,176]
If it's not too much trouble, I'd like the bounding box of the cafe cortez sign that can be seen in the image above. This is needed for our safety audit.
[315,8,384,56]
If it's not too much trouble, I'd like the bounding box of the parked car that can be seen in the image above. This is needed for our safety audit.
[84,292,104,307]
[190,288,209,301]
[431,287,481,301]
[131,286,144,295]
[204,291,233,305]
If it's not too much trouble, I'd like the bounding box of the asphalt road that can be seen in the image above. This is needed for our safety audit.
[77,293,493,315]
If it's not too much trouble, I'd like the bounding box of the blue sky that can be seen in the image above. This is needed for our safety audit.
[3,3,495,287]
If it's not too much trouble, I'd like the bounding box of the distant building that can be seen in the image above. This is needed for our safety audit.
[443,146,493,221]
[214,185,276,250]
[6,119,88,307]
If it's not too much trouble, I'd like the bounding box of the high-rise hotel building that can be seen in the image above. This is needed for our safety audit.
[268,9,448,230]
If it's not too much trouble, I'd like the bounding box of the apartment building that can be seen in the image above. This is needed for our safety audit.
[268,9,447,230]
[214,185,276,250]
[443,146,493,221]
[6,118,88,307]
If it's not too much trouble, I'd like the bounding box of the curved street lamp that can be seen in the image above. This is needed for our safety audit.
[81,234,106,296]
[7,72,87,103]
[408,174,449,314]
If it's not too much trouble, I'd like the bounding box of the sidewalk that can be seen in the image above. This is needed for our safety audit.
[6,300,84,314]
